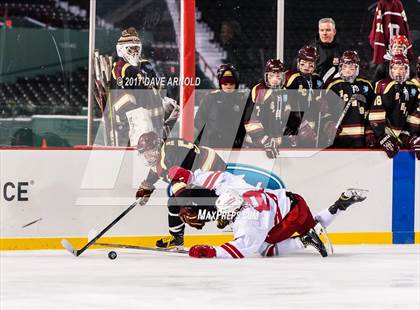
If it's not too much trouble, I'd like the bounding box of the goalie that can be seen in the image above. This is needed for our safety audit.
[95,27,179,146]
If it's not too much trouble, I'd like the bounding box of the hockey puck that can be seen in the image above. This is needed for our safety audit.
[108,251,117,260]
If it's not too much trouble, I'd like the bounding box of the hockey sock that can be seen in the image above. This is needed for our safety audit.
[314,208,341,228]
[275,238,305,256]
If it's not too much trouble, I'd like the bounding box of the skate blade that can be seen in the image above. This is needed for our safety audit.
[314,223,334,256]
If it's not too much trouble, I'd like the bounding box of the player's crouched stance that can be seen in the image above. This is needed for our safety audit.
[189,188,367,259]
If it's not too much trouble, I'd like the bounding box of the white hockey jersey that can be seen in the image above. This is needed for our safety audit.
[191,170,293,258]
[215,188,292,258]
[192,169,256,195]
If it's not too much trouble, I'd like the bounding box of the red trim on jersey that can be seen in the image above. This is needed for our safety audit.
[203,171,222,189]
[221,243,244,259]
[266,192,282,225]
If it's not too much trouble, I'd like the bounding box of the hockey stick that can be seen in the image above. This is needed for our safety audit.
[328,94,366,144]
[94,50,111,145]
[94,242,188,254]
[61,197,146,257]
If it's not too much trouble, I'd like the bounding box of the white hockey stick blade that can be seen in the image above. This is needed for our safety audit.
[88,229,98,242]
[61,239,78,256]
[314,223,334,256]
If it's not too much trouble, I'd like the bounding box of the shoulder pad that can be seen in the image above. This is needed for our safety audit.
[285,70,300,88]
[251,82,267,102]
[112,59,129,79]
[410,78,420,88]
[375,78,395,95]
[356,77,373,89]
[326,78,344,92]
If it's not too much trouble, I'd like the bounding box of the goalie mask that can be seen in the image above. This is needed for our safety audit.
[137,131,161,167]
[264,59,285,89]
[389,54,409,83]
[116,27,142,66]
[339,51,360,83]
[297,46,319,76]
[215,190,243,228]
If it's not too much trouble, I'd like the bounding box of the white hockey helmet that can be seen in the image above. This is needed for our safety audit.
[216,190,244,214]
[116,27,142,66]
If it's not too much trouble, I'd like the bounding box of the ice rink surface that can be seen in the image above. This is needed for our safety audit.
[1,245,419,310]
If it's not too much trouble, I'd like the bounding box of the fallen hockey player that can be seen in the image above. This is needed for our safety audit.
[190,188,367,258]
[166,167,368,258]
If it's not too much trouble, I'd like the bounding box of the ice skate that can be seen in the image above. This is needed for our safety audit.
[156,235,184,249]
[299,228,328,257]
[329,188,368,214]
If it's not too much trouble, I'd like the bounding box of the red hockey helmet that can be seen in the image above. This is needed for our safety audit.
[339,50,360,65]
[217,63,239,89]
[390,35,409,48]
[264,59,285,88]
[265,59,285,73]
[390,53,410,66]
[137,131,160,153]
[389,35,409,56]
[297,46,320,63]
[137,131,161,166]
[338,51,360,83]
[389,54,410,83]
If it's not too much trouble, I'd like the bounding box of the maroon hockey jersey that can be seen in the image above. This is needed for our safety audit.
[369,0,413,64]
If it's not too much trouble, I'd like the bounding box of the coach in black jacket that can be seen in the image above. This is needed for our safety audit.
[309,17,344,83]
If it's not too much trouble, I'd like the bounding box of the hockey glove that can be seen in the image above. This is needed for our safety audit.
[365,132,377,148]
[167,166,193,184]
[189,245,216,258]
[261,136,280,159]
[398,132,411,149]
[297,120,316,143]
[179,207,205,230]
[379,134,400,158]
[135,181,155,203]
[409,135,420,160]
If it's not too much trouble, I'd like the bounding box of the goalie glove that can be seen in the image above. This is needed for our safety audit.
[179,207,205,230]
[135,181,155,202]
[260,136,280,159]
[189,245,216,258]
[379,134,399,158]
